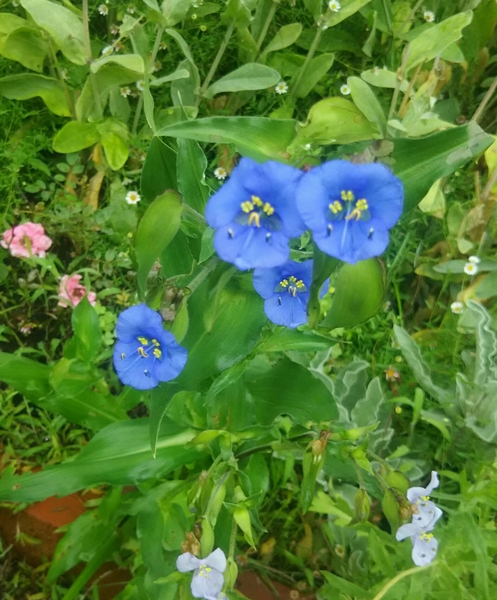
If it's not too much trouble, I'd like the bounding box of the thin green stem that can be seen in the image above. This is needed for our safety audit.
[371,565,432,600]
[235,432,314,461]
[380,0,392,32]
[289,26,323,102]
[395,0,423,37]
[195,22,235,108]
[132,95,143,136]
[82,0,102,118]
[471,76,497,123]
[387,43,410,121]
[255,0,277,54]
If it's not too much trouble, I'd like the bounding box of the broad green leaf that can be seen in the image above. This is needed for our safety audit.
[392,122,493,212]
[205,63,280,98]
[0,74,71,116]
[321,572,373,599]
[150,68,190,87]
[160,230,194,277]
[260,23,303,58]
[53,121,100,153]
[141,137,178,203]
[405,12,473,72]
[135,190,183,297]
[97,119,129,171]
[157,116,297,162]
[320,259,385,329]
[324,0,372,27]
[222,0,252,27]
[361,68,409,92]
[177,139,210,212]
[246,357,338,425]
[347,76,386,137]
[70,297,101,362]
[292,98,379,147]
[2,27,48,72]
[177,282,265,389]
[0,13,28,40]
[90,53,145,74]
[170,59,199,107]
[205,377,256,432]
[293,53,334,99]
[21,0,86,65]
[0,418,200,502]
[303,0,321,20]
[162,0,192,26]
[255,329,333,353]
[0,351,51,402]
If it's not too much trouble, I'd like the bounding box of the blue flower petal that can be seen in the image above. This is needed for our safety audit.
[116,303,163,342]
[154,343,188,381]
[412,533,438,566]
[191,566,224,599]
[264,292,308,328]
[113,340,159,390]
[203,549,227,573]
[176,553,201,573]
[214,223,289,270]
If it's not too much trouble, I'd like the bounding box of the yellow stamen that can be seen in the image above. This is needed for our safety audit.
[420,532,434,541]
[153,348,162,358]
[296,280,305,289]
[241,200,254,213]
[138,347,149,358]
[263,202,274,216]
[280,279,288,288]
[251,195,263,207]
[248,212,261,227]
[151,338,160,346]
[329,201,343,214]
[341,190,355,201]
[138,336,149,345]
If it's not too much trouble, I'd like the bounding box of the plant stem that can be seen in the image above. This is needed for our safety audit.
[82,0,102,118]
[387,44,410,121]
[255,0,277,54]
[289,26,323,102]
[371,565,432,600]
[397,62,422,118]
[395,0,423,37]
[471,76,497,123]
[195,22,235,108]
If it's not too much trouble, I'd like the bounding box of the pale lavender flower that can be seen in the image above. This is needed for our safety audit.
[177,548,226,600]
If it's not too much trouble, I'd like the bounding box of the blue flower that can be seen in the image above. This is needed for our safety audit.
[407,471,442,529]
[176,548,227,600]
[295,160,403,264]
[113,304,187,390]
[396,522,439,566]
[205,157,306,270]
[253,259,312,328]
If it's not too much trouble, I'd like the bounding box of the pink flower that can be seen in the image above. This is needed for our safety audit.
[1,222,52,258]
[58,274,97,308]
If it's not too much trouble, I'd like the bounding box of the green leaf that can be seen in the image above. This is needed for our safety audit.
[392,122,493,212]
[176,282,265,389]
[260,23,303,58]
[222,0,252,27]
[303,0,321,20]
[246,357,338,425]
[361,67,409,91]
[157,116,297,161]
[70,297,101,362]
[381,488,399,533]
[255,329,333,353]
[347,76,386,137]
[0,418,200,502]
[162,0,192,26]
[205,63,280,98]
[97,119,129,171]
[0,74,71,116]
[160,230,194,277]
[53,121,100,153]
[2,27,48,72]
[320,259,385,329]
[324,0,372,27]
[293,52,334,99]
[292,98,379,146]
[141,137,178,203]
[405,12,473,72]
[0,352,51,402]
[176,139,210,212]
[20,0,86,65]
[135,190,183,297]
[90,53,145,74]
[321,572,373,599]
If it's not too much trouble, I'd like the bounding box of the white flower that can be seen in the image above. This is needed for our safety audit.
[177,549,226,600]
[464,262,478,276]
[340,84,351,95]
[60,68,68,80]
[120,86,131,97]
[98,4,109,16]
[451,301,464,315]
[304,144,312,151]
[275,81,288,95]
[12,0,20,7]
[136,80,144,92]
[127,5,136,14]
[125,191,141,205]
[214,167,228,181]
[101,45,113,56]
[110,24,120,35]
[192,0,203,7]
[328,0,341,12]
[468,255,480,264]
[372,66,380,75]
[407,471,443,529]
[396,524,439,566]
[423,10,435,22]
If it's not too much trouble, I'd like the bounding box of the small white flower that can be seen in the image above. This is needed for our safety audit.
[120,86,131,98]
[214,167,228,181]
[125,191,141,205]
[391,338,400,349]
[423,10,435,23]
[340,84,351,95]
[101,45,113,56]
[136,80,144,92]
[468,255,480,265]
[12,0,20,7]
[60,68,68,80]
[304,143,312,151]
[122,177,133,185]
[464,262,478,276]
[192,0,203,7]
[98,4,109,16]
[127,5,136,14]
[328,0,341,12]
[110,24,120,35]
[275,81,288,95]
[451,301,464,315]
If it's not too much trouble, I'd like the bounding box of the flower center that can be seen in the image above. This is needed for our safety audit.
[419,532,434,542]
[275,275,307,297]
[198,565,213,578]
[237,195,278,232]
[135,336,162,359]
[327,189,370,224]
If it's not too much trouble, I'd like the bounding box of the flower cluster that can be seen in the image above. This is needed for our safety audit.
[396,471,442,566]
[177,548,227,600]
[1,222,52,258]
[205,157,403,328]
[58,274,97,308]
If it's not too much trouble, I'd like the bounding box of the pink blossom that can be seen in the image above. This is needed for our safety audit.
[58,274,97,308]
[1,222,52,258]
